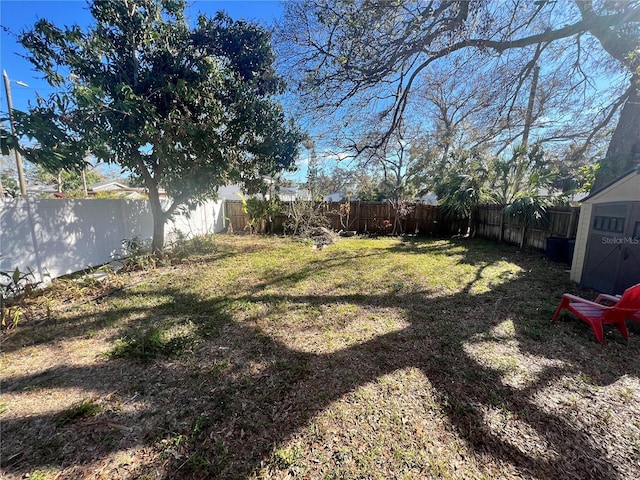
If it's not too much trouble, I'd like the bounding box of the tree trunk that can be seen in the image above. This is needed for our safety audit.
[592,77,640,191]
[151,210,166,255]
[146,183,166,255]
[136,155,167,256]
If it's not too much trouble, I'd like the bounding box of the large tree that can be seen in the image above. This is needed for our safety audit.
[358,122,427,201]
[15,0,302,252]
[278,0,640,191]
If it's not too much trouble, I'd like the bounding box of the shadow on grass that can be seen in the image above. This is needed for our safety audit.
[2,237,639,479]
[0,245,241,356]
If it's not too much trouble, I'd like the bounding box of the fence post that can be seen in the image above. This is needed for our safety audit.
[567,207,578,238]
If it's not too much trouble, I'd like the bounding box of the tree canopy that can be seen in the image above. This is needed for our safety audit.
[278,0,640,191]
[15,0,303,251]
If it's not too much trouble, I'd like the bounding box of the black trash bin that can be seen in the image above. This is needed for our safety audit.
[546,237,568,263]
[567,239,576,266]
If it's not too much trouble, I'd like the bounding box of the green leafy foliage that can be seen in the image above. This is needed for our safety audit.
[503,196,554,229]
[30,164,104,195]
[1,267,42,332]
[1,170,19,197]
[487,145,549,205]
[122,236,160,271]
[239,193,282,234]
[16,0,303,252]
[434,144,572,223]
[110,326,173,362]
[433,151,491,220]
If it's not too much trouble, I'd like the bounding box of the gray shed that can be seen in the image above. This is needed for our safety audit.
[571,167,640,294]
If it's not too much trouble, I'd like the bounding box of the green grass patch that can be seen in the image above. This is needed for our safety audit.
[2,234,640,480]
[58,399,103,426]
[110,322,196,362]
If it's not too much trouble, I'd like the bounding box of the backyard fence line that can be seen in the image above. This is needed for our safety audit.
[473,204,581,250]
[224,200,444,236]
[0,198,581,286]
[225,200,581,250]
[0,197,224,284]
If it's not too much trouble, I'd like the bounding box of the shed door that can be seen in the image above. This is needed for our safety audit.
[614,203,640,293]
[581,202,628,294]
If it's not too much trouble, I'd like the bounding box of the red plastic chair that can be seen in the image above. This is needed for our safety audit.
[552,283,640,343]
[593,293,640,322]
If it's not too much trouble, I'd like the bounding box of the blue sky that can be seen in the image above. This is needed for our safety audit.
[1,1,284,113]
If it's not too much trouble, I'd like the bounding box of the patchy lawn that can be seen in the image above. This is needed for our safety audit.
[1,234,639,480]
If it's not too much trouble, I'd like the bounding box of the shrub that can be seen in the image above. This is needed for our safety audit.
[283,199,330,236]
[1,267,42,332]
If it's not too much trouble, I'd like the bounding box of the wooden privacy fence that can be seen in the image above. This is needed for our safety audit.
[224,200,442,235]
[322,201,441,234]
[224,200,581,251]
[473,204,580,250]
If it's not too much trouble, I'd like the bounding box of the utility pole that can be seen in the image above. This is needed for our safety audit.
[3,70,27,196]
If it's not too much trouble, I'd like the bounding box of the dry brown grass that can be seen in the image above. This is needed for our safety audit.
[1,234,639,480]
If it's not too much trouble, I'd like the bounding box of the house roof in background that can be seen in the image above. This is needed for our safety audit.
[26,183,57,193]
[90,181,130,191]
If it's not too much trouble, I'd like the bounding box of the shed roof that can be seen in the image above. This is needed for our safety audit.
[581,167,640,203]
